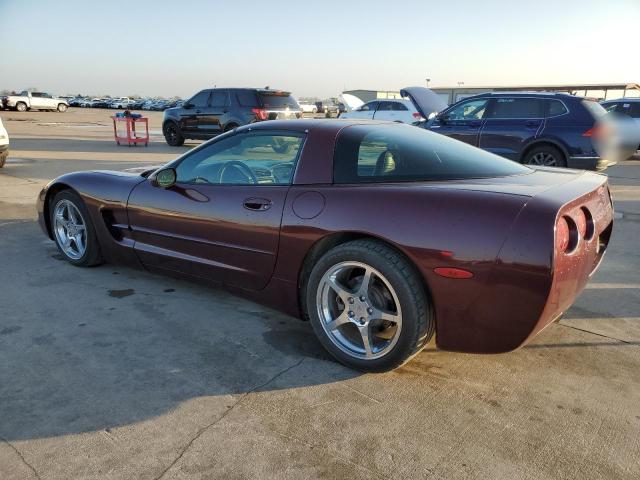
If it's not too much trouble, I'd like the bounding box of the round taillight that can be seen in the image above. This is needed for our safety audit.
[556,217,570,253]
[574,208,587,238]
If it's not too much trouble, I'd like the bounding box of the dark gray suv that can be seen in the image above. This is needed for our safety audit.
[162,88,302,146]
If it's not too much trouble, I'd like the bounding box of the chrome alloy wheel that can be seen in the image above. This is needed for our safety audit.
[316,261,402,360]
[53,199,87,260]
[529,152,557,166]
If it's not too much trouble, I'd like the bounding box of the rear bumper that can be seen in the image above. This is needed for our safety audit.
[567,156,611,171]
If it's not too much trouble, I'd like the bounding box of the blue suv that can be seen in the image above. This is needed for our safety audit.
[424,92,608,169]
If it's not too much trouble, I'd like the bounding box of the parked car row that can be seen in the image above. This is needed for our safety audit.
[67,96,184,111]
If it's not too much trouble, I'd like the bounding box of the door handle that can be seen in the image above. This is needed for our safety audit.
[243,198,272,211]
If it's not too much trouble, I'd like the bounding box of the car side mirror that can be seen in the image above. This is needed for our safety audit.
[154,168,177,188]
[183,102,193,109]
[439,114,450,124]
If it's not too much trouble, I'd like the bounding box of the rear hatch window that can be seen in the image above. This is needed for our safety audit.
[258,92,299,109]
[334,124,531,183]
[581,100,607,119]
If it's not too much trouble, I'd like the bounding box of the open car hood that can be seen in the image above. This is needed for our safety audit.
[338,93,364,112]
[400,86,448,119]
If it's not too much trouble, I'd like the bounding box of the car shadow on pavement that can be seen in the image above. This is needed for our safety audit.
[0,221,359,442]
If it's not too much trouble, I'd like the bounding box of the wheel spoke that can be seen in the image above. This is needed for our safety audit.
[374,308,400,324]
[358,267,373,297]
[326,311,350,331]
[358,324,374,358]
[67,206,79,225]
[55,212,69,229]
[328,276,353,303]
[74,233,85,253]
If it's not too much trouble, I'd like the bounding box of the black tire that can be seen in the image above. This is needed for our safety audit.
[0,151,7,168]
[306,239,434,372]
[57,103,68,112]
[16,102,27,112]
[163,121,184,146]
[523,145,567,168]
[224,123,238,133]
[49,190,103,267]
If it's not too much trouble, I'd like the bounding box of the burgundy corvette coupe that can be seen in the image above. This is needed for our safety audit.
[37,119,614,371]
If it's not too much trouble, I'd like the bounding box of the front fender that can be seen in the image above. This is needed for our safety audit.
[38,171,146,265]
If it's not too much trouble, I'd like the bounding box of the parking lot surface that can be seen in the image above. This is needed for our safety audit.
[1,109,639,480]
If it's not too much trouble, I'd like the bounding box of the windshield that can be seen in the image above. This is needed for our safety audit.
[259,93,299,109]
[334,124,531,183]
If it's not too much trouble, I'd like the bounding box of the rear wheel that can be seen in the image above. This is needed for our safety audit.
[0,151,7,168]
[57,103,68,112]
[163,122,184,146]
[16,102,27,112]
[306,240,434,372]
[523,145,567,168]
[50,190,103,267]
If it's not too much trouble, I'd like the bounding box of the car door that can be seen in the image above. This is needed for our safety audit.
[126,129,306,290]
[478,97,545,160]
[30,92,46,109]
[428,98,488,146]
[347,101,378,120]
[373,101,396,121]
[180,90,211,136]
[198,89,229,136]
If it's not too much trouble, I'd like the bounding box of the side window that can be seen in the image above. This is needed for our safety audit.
[628,103,640,118]
[333,125,530,183]
[188,90,210,108]
[548,100,568,117]
[210,90,229,108]
[175,132,305,186]
[603,103,620,113]
[359,101,378,112]
[377,101,393,111]
[487,98,544,119]
[31,92,43,98]
[392,102,408,111]
[236,91,259,107]
[445,99,488,120]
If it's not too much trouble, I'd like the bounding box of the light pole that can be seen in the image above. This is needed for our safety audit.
[426,78,431,87]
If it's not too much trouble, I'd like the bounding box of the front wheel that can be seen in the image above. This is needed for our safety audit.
[50,190,103,267]
[163,122,184,146]
[0,151,7,168]
[16,102,27,112]
[306,240,434,372]
[57,103,68,112]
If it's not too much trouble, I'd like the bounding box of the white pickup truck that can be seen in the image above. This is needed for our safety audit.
[3,91,69,112]
[0,117,9,168]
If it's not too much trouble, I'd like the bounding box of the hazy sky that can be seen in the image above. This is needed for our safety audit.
[1,0,639,98]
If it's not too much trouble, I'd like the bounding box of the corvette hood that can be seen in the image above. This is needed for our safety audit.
[400,86,449,119]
